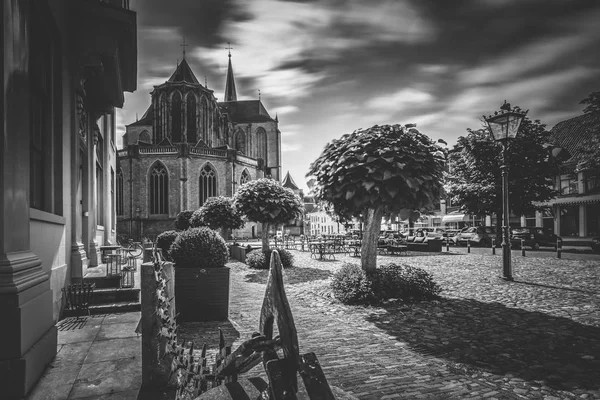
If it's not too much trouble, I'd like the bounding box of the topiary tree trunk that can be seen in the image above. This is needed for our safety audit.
[361,207,383,272]
[261,222,270,252]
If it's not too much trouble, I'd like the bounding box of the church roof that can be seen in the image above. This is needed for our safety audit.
[282,171,299,190]
[127,105,153,127]
[224,56,237,102]
[167,59,200,85]
[218,100,275,123]
[550,112,600,164]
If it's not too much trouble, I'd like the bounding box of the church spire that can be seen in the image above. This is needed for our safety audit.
[224,42,237,102]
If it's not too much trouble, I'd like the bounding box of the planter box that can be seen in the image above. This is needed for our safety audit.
[175,266,230,322]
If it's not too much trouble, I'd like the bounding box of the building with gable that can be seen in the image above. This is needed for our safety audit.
[546,112,600,238]
[117,51,282,239]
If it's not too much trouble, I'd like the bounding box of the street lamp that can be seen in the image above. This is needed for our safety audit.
[484,101,528,281]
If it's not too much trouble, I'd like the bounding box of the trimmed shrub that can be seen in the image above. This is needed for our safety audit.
[373,263,442,301]
[245,249,294,269]
[170,227,229,268]
[156,230,179,260]
[330,264,376,305]
[175,210,195,231]
[331,263,441,305]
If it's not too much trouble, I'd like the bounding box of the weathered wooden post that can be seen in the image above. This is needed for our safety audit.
[492,238,496,255]
[521,239,526,256]
[467,239,471,253]
[557,237,562,259]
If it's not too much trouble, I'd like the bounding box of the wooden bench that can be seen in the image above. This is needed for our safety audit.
[187,251,337,399]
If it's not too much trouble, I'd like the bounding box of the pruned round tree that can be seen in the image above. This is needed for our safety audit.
[233,178,304,251]
[308,124,445,271]
[190,196,245,240]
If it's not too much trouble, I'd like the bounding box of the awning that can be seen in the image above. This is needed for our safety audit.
[441,213,469,223]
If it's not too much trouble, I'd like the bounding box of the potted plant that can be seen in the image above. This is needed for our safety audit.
[169,227,230,322]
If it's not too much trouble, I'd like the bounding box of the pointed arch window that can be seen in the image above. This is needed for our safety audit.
[240,169,250,186]
[172,91,182,142]
[139,130,151,144]
[187,94,197,143]
[256,127,267,161]
[150,164,168,215]
[157,93,167,143]
[235,130,246,154]
[200,97,209,143]
[199,164,217,206]
[116,168,124,216]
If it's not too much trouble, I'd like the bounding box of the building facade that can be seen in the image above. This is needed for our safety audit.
[1,0,136,397]
[546,113,600,239]
[117,53,282,239]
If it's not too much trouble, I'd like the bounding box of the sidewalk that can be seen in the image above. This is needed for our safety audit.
[25,312,142,400]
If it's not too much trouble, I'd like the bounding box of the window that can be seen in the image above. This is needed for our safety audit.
[586,203,600,236]
[235,130,246,154]
[150,164,168,214]
[559,174,578,195]
[139,130,151,144]
[199,164,217,206]
[96,136,104,225]
[586,174,600,193]
[111,168,115,227]
[171,91,182,142]
[240,169,250,186]
[256,127,267,161]
[29,1,62,214]
[186,94,197,143]
[525,212,536,227]
[559,205,579,236]
[200,97,208,142]
[116,169,124,216]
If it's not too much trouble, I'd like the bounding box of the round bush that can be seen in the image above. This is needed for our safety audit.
[156,230,179,260]
[245,249,294,269]
[331,263,441,305]
[170,227,229,268]
[373,263,442,301]
[175,210,195,231]
[330,264,376,305]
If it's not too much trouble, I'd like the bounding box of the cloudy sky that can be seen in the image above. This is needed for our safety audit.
[118,0,600,191]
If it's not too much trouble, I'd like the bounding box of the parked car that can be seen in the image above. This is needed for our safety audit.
[455,226,496,247]
[592,237,600,253]
[510,227,560,250]
[443,229,462,242]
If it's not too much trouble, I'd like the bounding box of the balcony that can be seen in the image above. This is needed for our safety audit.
[70,0,137,111]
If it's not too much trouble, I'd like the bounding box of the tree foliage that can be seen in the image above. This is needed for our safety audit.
[233,178,303,251]
[307,124,445,271]
[445,106,560,219]
[190,196,244,232]
[307,124,445,219]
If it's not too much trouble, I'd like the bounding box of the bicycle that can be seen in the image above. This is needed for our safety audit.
[116,236,144,260]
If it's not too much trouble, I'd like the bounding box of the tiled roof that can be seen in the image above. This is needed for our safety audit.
[167,59,200,85]
[549,113,600,164]
[218,100,275,123]
[282,171,299,190]
[127,105,153,127]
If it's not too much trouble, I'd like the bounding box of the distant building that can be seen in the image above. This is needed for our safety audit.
[117,51,282,239]
[281,172,304,235]
[546,113,600,238]
[1,1,137,396]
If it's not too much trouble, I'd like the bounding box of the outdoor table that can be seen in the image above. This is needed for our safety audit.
[308,241,335,260]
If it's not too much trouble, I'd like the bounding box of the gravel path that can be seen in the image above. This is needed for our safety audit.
[184,248,600,399]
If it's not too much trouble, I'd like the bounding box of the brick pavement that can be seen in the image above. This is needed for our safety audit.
[218,250,600,399]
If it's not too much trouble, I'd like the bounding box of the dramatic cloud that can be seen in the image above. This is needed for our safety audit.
[118,0,600,190]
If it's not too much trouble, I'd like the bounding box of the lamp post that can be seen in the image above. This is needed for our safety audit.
[484,101,527,281]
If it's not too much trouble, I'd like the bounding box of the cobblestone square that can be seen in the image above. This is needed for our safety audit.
[221,249,600,399]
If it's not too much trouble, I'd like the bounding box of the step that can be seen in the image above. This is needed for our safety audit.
[89,301,141,315]
[91,287,140,305]
[83,275,123,289]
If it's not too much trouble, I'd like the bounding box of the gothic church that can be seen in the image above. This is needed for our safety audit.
[117,51,281,239]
